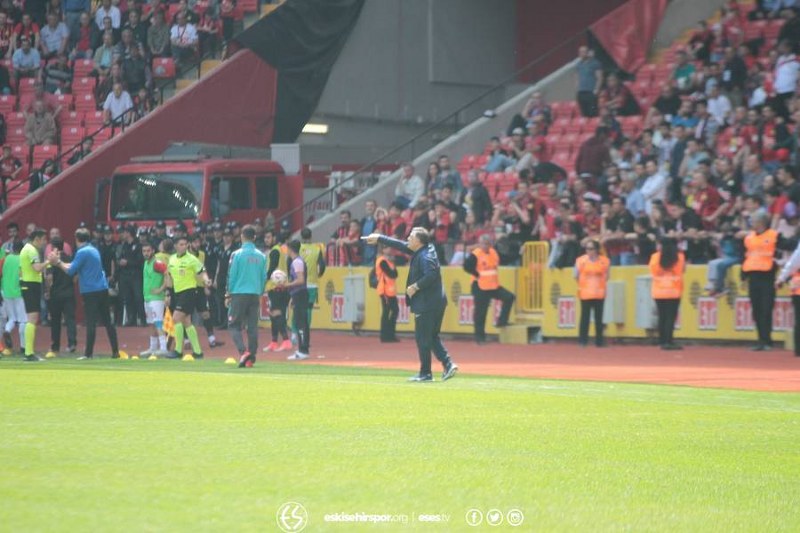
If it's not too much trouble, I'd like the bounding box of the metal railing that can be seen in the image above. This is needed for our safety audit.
[518,241,549,313]
[3,46,222,207]
[277,29,588,230]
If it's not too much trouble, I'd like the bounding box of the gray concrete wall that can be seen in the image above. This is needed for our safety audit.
[652,0,729,52]
[308,0,517,147]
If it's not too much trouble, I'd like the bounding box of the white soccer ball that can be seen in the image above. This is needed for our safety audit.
[271,269,288,285]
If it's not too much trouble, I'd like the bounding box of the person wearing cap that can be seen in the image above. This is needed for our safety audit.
[172,221,187,240]
[151,220,167,249]
[117,225,145,326]
[463,234,515,344]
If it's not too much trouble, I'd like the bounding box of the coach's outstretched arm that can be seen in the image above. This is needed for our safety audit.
[362,233,412,255]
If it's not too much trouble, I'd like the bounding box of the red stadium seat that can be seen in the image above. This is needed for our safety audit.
[74,93,97,113]
[152,57,176,79]
[0,94,14,115]
[7,111,25,127]
[550,117,570,136]
[564,117,587,135]
[61,125,85,149]
[32,144,57,169]
[238,0,257,14]
[61,110,84,127]
[73,59,94,79]
[17,78,36,95]
[73,76,96,95]
[84,110,104,131]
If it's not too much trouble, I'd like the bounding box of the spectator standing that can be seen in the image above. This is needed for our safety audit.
[773,39,799,118]
[576,127,612,180]
[575,45,602,117]
[94,0,120,31]
[360,199,377,266]
[463,169,492,225]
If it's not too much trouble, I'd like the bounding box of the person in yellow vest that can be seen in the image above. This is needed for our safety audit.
[264,228,292,352]
[462,234,515,344]
[737,211,793,351]
[649,237,685,351]
[574,239,610,347]
[375,243,399,342]
[292,227,326,341]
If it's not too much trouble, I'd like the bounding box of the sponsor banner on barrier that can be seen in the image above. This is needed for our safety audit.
[697,297,717,331]
[260,295,271,321]
[331,293,346,323]
[398,295,410,324]
[557,297,576,329]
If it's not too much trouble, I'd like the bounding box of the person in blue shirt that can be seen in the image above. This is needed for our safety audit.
[225,225,267,368]
[363,227,458,382]
[48,227,120,359]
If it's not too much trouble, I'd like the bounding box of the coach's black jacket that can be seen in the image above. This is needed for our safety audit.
[378,236,446,314]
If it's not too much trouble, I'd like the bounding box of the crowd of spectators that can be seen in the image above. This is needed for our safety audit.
[0,0,238,210]
[323,1,800,300]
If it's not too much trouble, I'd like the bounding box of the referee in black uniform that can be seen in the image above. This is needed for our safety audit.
[363,227,458,382]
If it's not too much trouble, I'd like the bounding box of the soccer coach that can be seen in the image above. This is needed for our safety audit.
[225,225,267,368]
[363,227,458,382]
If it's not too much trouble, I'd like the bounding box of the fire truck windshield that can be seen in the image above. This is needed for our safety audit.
[110,172,203,221]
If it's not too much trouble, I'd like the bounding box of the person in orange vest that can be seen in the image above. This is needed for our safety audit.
[375,244,399,343]
[776,241,800,357]
[737,211,794,351]
[463,234,515,344]
[574,240,610,347]
[649,237,685,350]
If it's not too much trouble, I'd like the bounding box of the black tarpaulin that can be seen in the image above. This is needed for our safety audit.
[233,0,365,143]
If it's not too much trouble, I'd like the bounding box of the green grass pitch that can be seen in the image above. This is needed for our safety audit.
[1,358,799,531]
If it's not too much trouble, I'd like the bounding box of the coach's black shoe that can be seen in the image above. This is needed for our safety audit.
[751,344,765,352]
[408,374,433,382]
[193,352,204,360]
[663,343,683,351]
[165,351,182,359]
[111,352,120,359]
[23,354,43,362]
[238,351,255,368]
[209,339,225,348]
[442,363,459,382]
[66,345,76,353]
